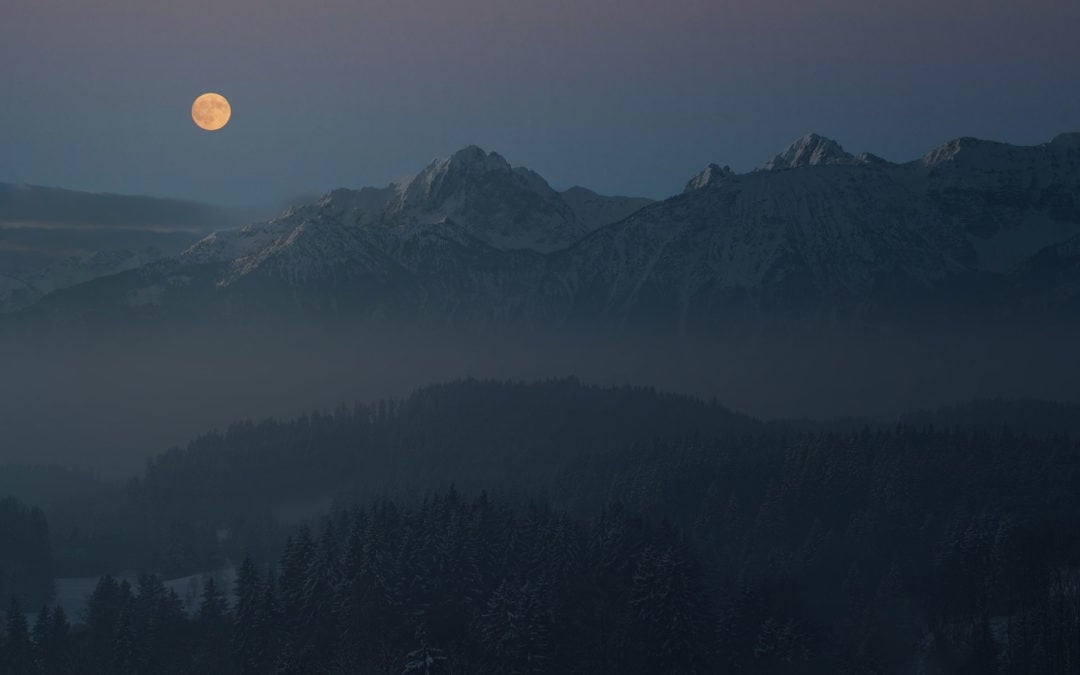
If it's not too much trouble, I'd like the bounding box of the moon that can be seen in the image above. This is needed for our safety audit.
[191,93,232,131]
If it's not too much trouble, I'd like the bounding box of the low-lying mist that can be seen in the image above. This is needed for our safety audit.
[2,318,1079,475]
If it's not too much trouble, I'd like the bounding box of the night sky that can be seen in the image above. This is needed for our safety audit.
[2,0,1079,207]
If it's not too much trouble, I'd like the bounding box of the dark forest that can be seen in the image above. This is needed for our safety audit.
[4,380,1080,673]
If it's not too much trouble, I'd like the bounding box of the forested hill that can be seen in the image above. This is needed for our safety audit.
[44,383,1080,579]
[10,381,1080,671]
[24,427,1080,673]
[48,378,755,575]
[133,378,756,520]
[6,494,713,674]
[0,497,54,608]
[900,397,1080,436]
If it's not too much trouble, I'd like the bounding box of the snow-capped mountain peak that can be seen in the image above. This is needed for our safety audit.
[855,152,890,165]
[449,145,511,171]
[170,145,658,293]
[764,133,855,170]
[384,145,585,251]
[399,146,512,203]
[919,136,1008,167]
[32,131,1080,326]
[683,163,734,193]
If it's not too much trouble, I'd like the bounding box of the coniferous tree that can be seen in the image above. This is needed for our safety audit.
[4,598,32,675]
[30,607,48,670]
[259,571,284,669]
[302,521,342,670]
[582,503,644,671]
[231,556,265,674]
[36,606,72,675]
[132,574,165,672]
[336,512,373,672]
[276,527,315,672]
[130,574,187,674]
[402,631,448,675]
[192,577,233,672]
[478,578,551,673]
[111,601,138,675]
[629,539,711,673]
[81,575,130,673]
[0,498,55,608]
[31,606,53,673]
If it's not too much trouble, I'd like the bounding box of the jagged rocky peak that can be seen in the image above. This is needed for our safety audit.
[423,145,511,180]
[920,136,1008,167]
[314,187,361,213]
[855,152,890,165]
[764,133,854,170]
[399,145,515,205]
[510,165,557,194]
[683,163,734,193]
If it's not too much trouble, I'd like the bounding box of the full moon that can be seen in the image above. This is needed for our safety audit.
[191,92,231,131]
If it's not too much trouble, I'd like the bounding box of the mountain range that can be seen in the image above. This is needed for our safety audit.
[8,132,1080,330]
[0,183,242,312]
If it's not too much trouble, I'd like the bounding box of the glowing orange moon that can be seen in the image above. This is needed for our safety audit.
[191,93,232,131]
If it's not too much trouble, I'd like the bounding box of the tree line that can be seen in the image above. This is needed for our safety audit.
[8,380,1080,671]
[4,491,709,674]
[0,498,53,609]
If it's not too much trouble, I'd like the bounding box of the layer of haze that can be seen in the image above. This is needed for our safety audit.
[2,0,1079,206]
[3,322,1079,476]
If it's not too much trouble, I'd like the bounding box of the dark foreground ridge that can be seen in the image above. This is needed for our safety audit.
[4,380,1080,672]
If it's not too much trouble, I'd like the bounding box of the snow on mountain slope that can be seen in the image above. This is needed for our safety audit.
[683,164,734,193]
[180,219,296,265]
[560,186,653,231]
[764,133,857,170]
[0,247,167,313]
[553,162,971,325]
[917,133,1080,266]
[389,146,584,251]
[175,147,646,290]
[545,131,1080,323]
[11,132,1080,327]
[219,214,402,287]
[0,275,36,313]
[0,184,236,312]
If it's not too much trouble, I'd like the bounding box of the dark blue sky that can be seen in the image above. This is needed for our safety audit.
[2,0,1078,206]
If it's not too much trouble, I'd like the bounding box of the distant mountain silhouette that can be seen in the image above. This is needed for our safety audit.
[0,183,242,312]
[0,183,237,232]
